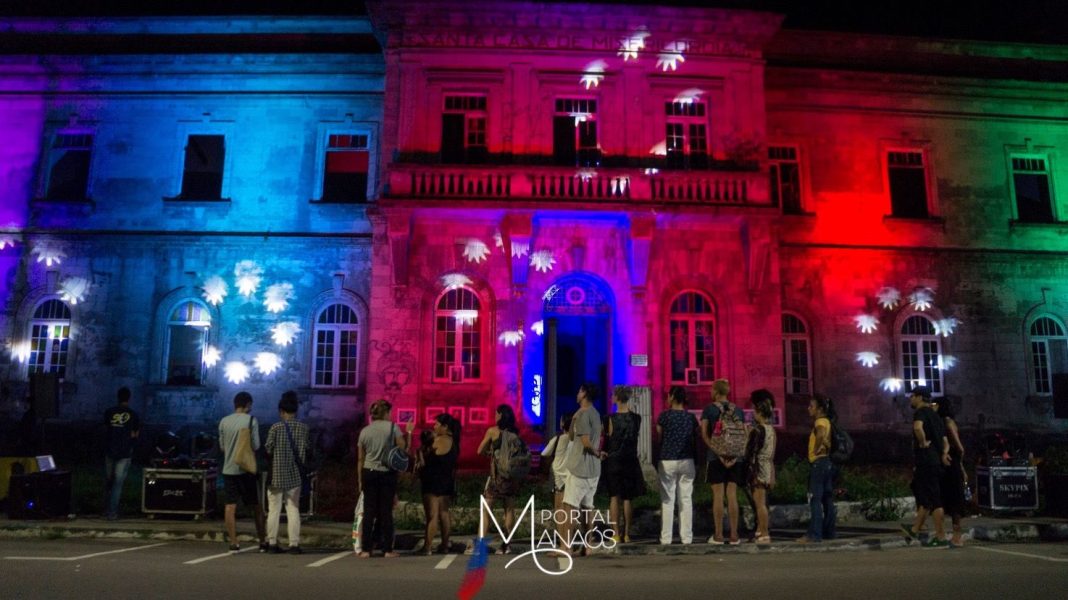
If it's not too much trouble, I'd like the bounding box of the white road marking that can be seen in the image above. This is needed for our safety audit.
[4,542,169,562]
[307,551,352,568]
[973,546,1068,563]
[435,554,458,570]
[184,546,257,564]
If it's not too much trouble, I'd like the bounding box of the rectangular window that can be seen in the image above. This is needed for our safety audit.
[784,338,811,394]
[769,146,802,214]
[1012,156,1054,223]
[888,150,929,218]
[180,134,225,199]
[315,330,336,386]
[166,325,205,385]
[29,323,70,379]
[1033,340,1051,394]
[664,102,708,170]
[553,99,599,167]
[669,320,689,382]
[693,321,715,382]
[441,95,487,164]
[322,133,369,203]
[45,133,93,200]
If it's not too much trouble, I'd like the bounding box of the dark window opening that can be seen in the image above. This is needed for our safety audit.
[441,96,487,164]
[1013,158,1053,223]
[180,134,225,199]
[46,133,93,200]
[769,146,802,214]
[888,151,928,218]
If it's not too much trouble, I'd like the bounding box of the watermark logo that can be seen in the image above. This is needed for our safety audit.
[478,495,616,576]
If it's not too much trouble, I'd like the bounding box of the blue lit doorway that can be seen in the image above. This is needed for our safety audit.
[543,274,613,432]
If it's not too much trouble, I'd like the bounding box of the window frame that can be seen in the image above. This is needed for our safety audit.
[768,145,803,214]
[26,298,73,380]
[782,312,812,396]
[312,127,374,203]
[440,94,489,165]
[553,97,601,167]
[664,101,709,170]
[432,287,485,383]
[40,129,96,202]
[884,147,934,219]
[1008,152,1057,223]
[667,290,716,385]
[1028,315,1067,396]
[163,299,212,386]
[169,122,234,202]
[311,302,361,389]
[898,314,944,396]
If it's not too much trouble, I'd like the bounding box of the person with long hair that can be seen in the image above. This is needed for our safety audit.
[421,413,461,554]
[657,385,698,545]
[934,398,967,547]
[745,389,777,544]
[798,394,837,544]
[475,404,522,554]
[357,399,412,558]
[540,411,574,541]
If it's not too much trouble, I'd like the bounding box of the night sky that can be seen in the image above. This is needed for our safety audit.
[1,0,1066,45]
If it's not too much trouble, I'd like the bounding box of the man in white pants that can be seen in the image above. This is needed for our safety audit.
[561,383,602,556]
[656,386,698,545]
[264,391,310,554]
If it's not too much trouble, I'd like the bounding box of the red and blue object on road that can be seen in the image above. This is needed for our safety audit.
[457,537,489,600]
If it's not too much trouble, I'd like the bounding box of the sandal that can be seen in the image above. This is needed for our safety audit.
[495,544,510,555]
[755,535,772,544]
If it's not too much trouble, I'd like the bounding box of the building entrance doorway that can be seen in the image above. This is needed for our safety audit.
[543,274,613,433]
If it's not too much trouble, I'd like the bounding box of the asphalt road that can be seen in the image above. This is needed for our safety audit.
[3,538,1067,599]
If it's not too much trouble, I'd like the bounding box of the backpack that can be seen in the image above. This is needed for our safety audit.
[708,403,748,459]
[494,429,532,481]
[830,422,854,465]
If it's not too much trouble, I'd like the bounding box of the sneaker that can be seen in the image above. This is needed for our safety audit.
[258,542,270,553]
[707,536,724,545]
[289,547,303,555]
[269,545,283,554]
[228,544,241,552]
[922,538,950,549]
[900,524,917,540]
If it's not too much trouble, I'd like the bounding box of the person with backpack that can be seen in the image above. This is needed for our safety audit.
[798,394,838,544]
[700,379,748,544]
[475,404,528,554]
[264,390,309,554]
[657,386,698,545]
[357,399,412,558]
[560,383,603,556]
[744,389,777,544]
[602,385,644,544]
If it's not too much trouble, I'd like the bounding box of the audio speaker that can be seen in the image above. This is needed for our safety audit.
[7,471,71,519]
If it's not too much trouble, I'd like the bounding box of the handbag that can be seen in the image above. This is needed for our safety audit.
[386,424,410,472]
[233,414,258,474]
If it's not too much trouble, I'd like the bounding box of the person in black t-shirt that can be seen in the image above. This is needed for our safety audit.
[901,386,950,548]
[103,387,140,520]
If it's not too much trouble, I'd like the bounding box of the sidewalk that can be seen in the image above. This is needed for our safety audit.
[1,512,1065,554]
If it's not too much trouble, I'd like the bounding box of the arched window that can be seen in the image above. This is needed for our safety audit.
[1029,316,1067,395]
[782,312,812,395]
[668,291,715,384]
[28,299,72,378]
[434,288,482,382]
[165,300,211,385]
[899,315,943,395]
[313,303,360,388]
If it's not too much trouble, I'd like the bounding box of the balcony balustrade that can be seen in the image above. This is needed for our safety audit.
[385,164,768,206]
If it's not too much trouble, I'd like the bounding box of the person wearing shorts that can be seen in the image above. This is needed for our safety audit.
[218,391,267,552]
[561,384,602,555]
[903,386,951,548]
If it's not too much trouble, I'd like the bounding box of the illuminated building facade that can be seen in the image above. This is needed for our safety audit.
[1,2,1067,457]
